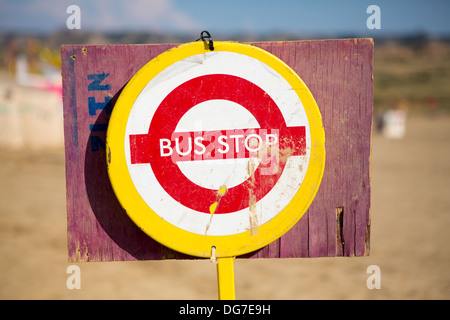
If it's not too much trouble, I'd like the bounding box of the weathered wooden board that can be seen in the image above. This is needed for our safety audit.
[62,39,373,262]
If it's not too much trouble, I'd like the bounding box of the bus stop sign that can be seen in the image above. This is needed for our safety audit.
[106,41,325,258]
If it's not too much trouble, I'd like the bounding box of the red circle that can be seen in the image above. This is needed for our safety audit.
[147,74,288,214]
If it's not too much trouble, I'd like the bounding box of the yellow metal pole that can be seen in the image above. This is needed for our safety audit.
[216,257,236,300]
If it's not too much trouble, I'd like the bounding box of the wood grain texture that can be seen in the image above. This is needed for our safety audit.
[62,39,373,262]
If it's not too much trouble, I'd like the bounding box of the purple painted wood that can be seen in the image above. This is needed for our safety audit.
[62,39,373,262]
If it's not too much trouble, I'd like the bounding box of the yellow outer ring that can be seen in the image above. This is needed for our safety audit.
[106,41,325,258]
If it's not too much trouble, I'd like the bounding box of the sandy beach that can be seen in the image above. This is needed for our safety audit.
[1,110,449,299]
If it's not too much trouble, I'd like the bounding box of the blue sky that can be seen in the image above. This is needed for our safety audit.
[0,0,449,37]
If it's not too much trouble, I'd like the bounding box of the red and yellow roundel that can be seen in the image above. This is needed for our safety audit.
[106,41,325,258]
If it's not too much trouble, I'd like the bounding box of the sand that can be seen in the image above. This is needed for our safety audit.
[0,113,450,300]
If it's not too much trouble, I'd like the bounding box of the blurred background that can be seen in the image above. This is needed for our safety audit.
[0,0,449,299]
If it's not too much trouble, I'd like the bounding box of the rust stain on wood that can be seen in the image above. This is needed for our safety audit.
[335,207,344,256]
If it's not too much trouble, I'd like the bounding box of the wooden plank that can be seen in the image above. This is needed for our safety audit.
[62,39,373,262]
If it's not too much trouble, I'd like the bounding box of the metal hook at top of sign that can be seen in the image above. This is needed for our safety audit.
[197,30,214,51]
